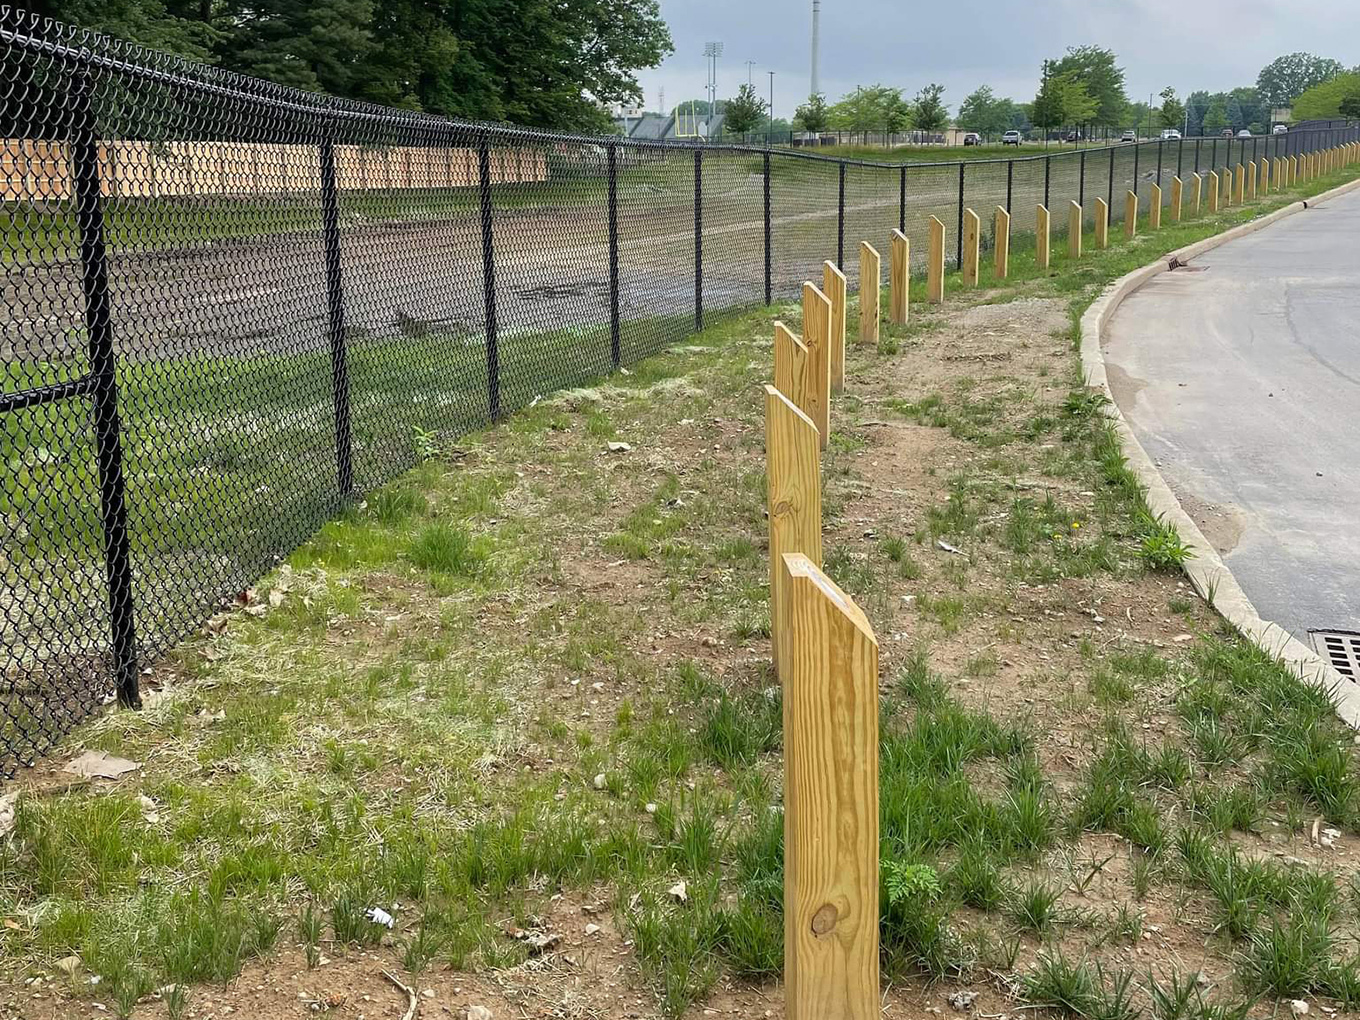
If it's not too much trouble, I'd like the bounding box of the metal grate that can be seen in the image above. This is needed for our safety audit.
[1309,630,1360,680]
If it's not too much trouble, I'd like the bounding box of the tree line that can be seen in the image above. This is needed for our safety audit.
[24,0,673,132]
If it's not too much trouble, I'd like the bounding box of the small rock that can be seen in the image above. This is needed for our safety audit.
[644,802,657,814]
[468,1007,494,1020]
[948,990,979,1012]
[1291,1000,1309,1016]
[55,955,82,977]
[1172,634,1193,643]
[593,773,607,790]
[421,989,435,999]
[1194,972,1211,988]
[606,442,632,453]
[584,923,601,936]
[667,880,688,903]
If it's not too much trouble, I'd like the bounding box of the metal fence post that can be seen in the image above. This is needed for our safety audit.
[318,133,355,496]
[1006,159,1013,213]
[477,130,500,421]
[694,147,703,331]
[837,161,846,270]
[1177,136,1184,178]
[1133,142,1140,194]
[71,68,140,708]
[956,162,965,268]
[607,142,620,368]
[1079,150,1086,207]
[764,150,772,305]
[1156,139,1163,185]
[898,165,906,232]
[1044,155,1051,208]
[1108,146,1115,211]
[1195,137,1201,174]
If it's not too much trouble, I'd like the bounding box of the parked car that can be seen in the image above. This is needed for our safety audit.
[1120,129,1137,142]
[962,132,981,146]
[1237,129,1252,138]
[1065,130,1083,142]
[1160,128,1182,140]
[1220,128,1234,137]
[1001,130,1023,146]
[1273,124,1289,134]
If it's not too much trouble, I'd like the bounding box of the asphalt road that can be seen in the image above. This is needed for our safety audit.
[1104,187,1360,642]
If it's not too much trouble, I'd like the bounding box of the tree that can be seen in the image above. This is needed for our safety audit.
[722,82,767,134]
[957,85,1018,137]
[1293,71,1360,120]
[1032,64,1093,136]
[1158,87,1185,130]
[1031,62,1066,135]
[1202,99,1228,134]
[794,93,830,133]
[1230,87,1265,132]
[828,85,909,135]
[1185,90,1210,135]
[911,83,948,132]
[38,0,675,131]
[1341,90,1360,120]
[1256,52,1346,109]
[1049,45,1128,126]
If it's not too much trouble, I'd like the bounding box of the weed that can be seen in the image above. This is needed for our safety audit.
[698,688,780,769]
[1008,879,1062,932]
[407,522,488,576]
[299,902,323,969]
[1236,914,1330,997]
[1137,514,1192,570]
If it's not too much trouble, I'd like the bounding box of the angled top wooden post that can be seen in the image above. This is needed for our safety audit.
[802,281,832,449]
[774,321,811,423]
[765,388,822,678]
[823,260,847,394]
[1035,203,1050,269]
[779,552,879,1020]
[888,229,909,324]
[1247,160,1257,200]
[1067,200,1082,258]
[1170,176,1183,223]
[1207,170,1219,212]
[1124,190,1138,238]
[1093,196,1108,249]
[1148,182,1161,230]
[858,242,880,344]
[1190,172,1203,215]
[926,216,946,303]
[994,206,1010,279]
[961,208,981,286]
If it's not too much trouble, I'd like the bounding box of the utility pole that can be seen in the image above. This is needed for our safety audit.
[746,60,756,86]
[810,0,821,98]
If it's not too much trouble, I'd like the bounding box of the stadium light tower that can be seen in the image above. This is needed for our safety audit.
[704,41,723,135]
[810,0,820,98]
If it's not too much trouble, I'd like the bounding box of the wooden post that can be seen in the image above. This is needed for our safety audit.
[1170,176,1183,222]
[802,282,832,449]
[1207,170,1219,212]
[1067,200,1082,259]
[1290,155,1299,186]
[962,208,980,286]
[927,216,945,303]
[779,551,879,1020]
[1094,197,1108,249]
[993,206,1010,279]
[823,261,847,394]
[1222,167,1232,207]
[858,242,880,344]
[1249,160,1258,199]
[1234,163,1245,204]
[888,229,909,325]
[765,390,822,678]
[1191,172,1203,216]
[1274,156,1282,190]
[1124,190,1137,238]
[1260,158,1269,194]
[774,322,811,424]
[1148,183,1161,230]
[1035,204,1050,269]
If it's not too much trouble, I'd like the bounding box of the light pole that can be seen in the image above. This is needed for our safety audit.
[704,41,723,137]
[746,60,756,86]
[768,70,776,140]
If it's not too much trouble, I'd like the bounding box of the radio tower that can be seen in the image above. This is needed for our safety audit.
[810,0,821,97]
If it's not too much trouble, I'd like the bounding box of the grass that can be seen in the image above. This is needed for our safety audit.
[3,140,1360,1018]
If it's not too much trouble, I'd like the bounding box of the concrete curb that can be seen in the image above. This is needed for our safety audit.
[1079,173,1360,729]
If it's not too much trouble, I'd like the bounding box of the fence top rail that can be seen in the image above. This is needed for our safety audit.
[0,10,1350,170]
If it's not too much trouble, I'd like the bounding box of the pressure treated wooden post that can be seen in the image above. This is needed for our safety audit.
[1124,190,1137,238]
[1233,163,1245,204]
[1260,158,1269,194]
[1273,157,1282,190]
[926,216,945,303]
[1247,160,1257,200]
[1191,172,1203,216]
[888,229,909,324]
[858,242,880,344]
[823,261,847,394]
[1067,200,1082,259]
[1170,176,1183,222]
[1148,183,1161,230]
[802,282,831,449]
[1290,155,1299,186]
[779,551,879,1020]
[1035,204,1050,269]
[962,208,980,286]
[774,321,810,423]
[993,206,1010,279]
[1207,170,1219,212]
[1094,197,1108,249]
[766,390,822,678]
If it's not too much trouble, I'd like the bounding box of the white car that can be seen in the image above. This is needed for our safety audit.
[1160,128,1181,140]
[1001,130,1023,146]
[1273,124,1289,134]
[1236,129,1252,138]
[1120,129,1137,142]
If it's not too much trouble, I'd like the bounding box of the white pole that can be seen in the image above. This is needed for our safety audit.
[810,0,821,98]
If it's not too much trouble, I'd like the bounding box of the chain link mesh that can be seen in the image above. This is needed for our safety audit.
[1,10,1352,773]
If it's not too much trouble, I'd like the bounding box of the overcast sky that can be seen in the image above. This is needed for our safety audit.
[636,0,1360,119]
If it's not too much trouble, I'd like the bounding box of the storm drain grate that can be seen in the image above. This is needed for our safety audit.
[1308,630,1360,680]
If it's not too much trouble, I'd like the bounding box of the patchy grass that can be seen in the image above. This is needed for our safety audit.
[2,148,1360,1020]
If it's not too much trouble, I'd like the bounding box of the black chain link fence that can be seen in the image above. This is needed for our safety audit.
[2,9,1355,774]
